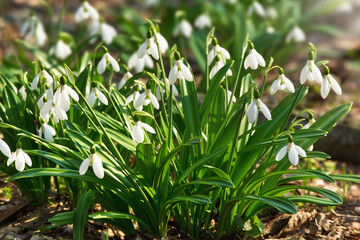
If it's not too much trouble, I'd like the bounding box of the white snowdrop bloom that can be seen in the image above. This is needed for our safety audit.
[75,1,99,23]
[38,120,56,142]
[194,14,212,29]
[89,21,117,45]
[155,78,179,101]
[119,72,133,89]
[248,1,267,18]
[208,40,231,65]
[286,26,306,43]
[79,147,104,179]
[0,139,11,158]
[97,52,120,75]
[169,54,193,84]
[7,147,32,172]
[87,86,108,107]
[320,66,342,99]
[246,93,272,123]
[134,88,159,110]
[131,119,156,143]
[210,60,232,80]
[173,19,193,38]
[31,69,53,90]
[20,15,47,47]
[128,52,154,73]
[49,40,72,60]
[300,51,322,85]
[137,33,159,60]
[153,32,168,54]
[270,70,295,95]
[19,86,27,101]
[276,137,307,166]
[53,76,79,113]
[244,45,266,70]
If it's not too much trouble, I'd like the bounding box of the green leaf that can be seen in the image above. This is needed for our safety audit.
[73,191,96,240]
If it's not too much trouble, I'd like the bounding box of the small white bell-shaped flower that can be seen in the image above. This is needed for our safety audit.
[38,117,56,142]
[248,1,267,18]
[134,83,159,110]
[208,37,231,65]
[53,76,79,114]
[276,135,307,166]
[31,66,54,90]
[125,85,143,111]
[173,19,193,38]
[286,25,306,43]
[244,41,265,70]
[131,116,156,143]
[137,30,159,60]
[119,70,133,89]
[300,50,322,85]
[7,141,32,172]
[49,40,72,60]
[246,89,272,123]
[194,14,212,29]
[87,83,108,107]
[79,145,104,179]
[20,14,47,47]
[270,68,295,95]
[210,56,233,80]
[97,51,120,75]
[0,139,11,158]
[320,65,342,99]
[75,1,99,23]
[128,52,154,73]
[169,52,193,84]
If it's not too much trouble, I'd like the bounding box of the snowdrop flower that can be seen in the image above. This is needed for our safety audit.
[79,146,104,179]
[89,21,117,45]
[320,65,342,99]
[169,52,193,84]
[7,141,32,172]
[208,37,231,64]
[244,42,265,70]
[246,89,271,123]
[31,66,53,90]
[300,50,322,85]
[137,30,159,60]
[134,83,159,110]
[49,40,72,60]
[270,68,295,95]
[276,135,306,166]
[97,52,120,75]
[248,1,267,18]
[210,56,232,80]
[155,78,179,101]
[128,52,154,73]
[53,76,79,114]
[20,14,47,47]
[194,14,212,29]
[131,116,156,143]
[119,71,133,89]
[286,25,306,43]
[38,118,56,142]
[19,86,27,101]
[125,85,143,111]
[75,1,99,23]
[173,19,193,38]
[0,139,11,158]
[87,83,108,107]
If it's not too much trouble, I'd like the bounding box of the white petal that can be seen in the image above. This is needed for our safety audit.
[137,41,148,59]
[295,145,307,158]
[132,123,144,143]
[0,139,11,157]
[276,146,288,161]
[321,77,331,99]
[246,100,258,123]
[92,154,104,179]
[258,100,272,120]
[97,55,107,75]
[141,122,156,134]
[288,143,299,166]
[79,157,90,175]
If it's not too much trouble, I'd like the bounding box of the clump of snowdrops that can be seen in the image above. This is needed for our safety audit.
[0,1,358,239]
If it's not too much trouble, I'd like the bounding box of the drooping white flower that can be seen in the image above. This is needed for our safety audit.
[38,119,56,142]
[75,1,99,23]
[276,137,306,166]
[7,147,32,172]
[320,66,342,99]
[300,51,322,85]
[270,70,295,95]
[210,59,233,80]
[53,76,79,115]
[128,52,154,73]
[20,15,47,47]
[194,14,212,29]
[248,1,267,18]
[208,40,231,65]
[97,52,120,75]
[246,93,272,123]
[0,139,11,157]
[244,44,266,70]
[79,147,104,179]
[286,26,306,43]
[153,32,168,54]
[173,19,193,38]
[169,54,193,84]
[89,21,117,45]
[134,88,159,110]
[49,40,72,60]
[31,69,53,90]
[87,86,108,107]
[155,78,179,101]
[119,72,133,89]
[137,32,159,60]
[131,119,156,143]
